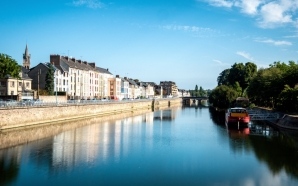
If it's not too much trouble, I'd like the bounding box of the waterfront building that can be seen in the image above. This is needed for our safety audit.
[28,63,53,95]
[177,89,190,97]
[120,77,129,99]
[108,75,121,100]
[0,45,33,100]
[49,55,113,99]
[160,81,178,97]
[125,78,139,99]
[96,67,113,99]
[0,68,33,100]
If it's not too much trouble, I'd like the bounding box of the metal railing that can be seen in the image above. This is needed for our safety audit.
[247,109,280,121]
[0,98,173,109]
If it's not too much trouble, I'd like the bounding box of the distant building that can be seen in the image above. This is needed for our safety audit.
[28,54,113,99]
[160,81,178,97]
[0,68,33,100]
[109,75,121,100]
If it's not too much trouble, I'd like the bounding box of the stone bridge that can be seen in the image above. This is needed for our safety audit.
[182,96,208,106]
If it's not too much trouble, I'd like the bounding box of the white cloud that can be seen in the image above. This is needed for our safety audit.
[237,0,263,15]
[236,51,255,61]
[256,38,292,46]
[203,0,298,28]
[259,1,293,28]
[72,0,104,9]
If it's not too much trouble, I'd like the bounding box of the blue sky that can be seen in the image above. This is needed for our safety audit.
[1,0,298,90]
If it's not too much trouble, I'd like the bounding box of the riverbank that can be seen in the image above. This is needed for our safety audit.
[254,107,298,130]
[0,98,181,131]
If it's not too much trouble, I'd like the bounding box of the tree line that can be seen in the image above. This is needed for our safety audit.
[208,61,298,113]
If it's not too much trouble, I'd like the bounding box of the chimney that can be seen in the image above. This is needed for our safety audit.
[50,55,61,65]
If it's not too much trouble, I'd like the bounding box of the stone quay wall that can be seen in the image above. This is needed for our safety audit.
[0,98,182,131]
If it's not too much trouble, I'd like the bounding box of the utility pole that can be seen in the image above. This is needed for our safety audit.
[38,69,40,99]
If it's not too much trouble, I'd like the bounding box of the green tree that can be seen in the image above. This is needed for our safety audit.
[217,69,230,86]
[247,67,284,108]
[208,85,239,109]
[198,86,207,96]
[45,64,55,95]
[0,53,20,78]
[227,62,257,96]
[276,85,298,113]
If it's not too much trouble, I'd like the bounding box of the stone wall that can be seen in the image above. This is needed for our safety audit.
[0,109,153,149]
[276,115,298,130]
[0,98,182,131]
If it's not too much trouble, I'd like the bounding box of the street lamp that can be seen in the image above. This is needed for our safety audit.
[55,70,58,105]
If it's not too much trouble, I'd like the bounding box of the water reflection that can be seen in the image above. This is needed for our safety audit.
[209,107,298,179]
[0,107,298,185]
[0,147,20,185]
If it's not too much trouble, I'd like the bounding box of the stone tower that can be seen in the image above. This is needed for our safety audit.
[23,44,31,69]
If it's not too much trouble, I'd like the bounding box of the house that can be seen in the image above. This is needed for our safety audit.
[0,45,33,100]
[0,68,33,100]
[160,81,178,97]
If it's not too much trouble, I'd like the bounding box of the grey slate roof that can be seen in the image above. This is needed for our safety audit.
[96,67,113,75]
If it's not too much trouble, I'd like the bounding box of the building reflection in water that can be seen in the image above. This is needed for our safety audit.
[51,110,168,169]
[153,109,176,121]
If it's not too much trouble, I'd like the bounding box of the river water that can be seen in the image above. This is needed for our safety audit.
[1,106,298,186]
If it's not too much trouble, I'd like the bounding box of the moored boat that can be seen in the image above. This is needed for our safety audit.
[225,107,250,128]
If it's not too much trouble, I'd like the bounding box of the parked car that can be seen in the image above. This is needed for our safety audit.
[67,99,77,103]
[0,99,4,107]
[19,99,34,106]
[4,99,18,106]
[33,99,43,106]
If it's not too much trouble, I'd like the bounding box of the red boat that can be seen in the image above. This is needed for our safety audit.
[225,107,250,127]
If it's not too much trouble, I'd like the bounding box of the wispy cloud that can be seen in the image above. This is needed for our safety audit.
[160,24,219,38]
[72,0,104,9]
[202,0,298,28]
[256,38,292,46]
[213,59,224,65]
[213,59,230,66]
[205,0,234,8]
[162,25,215,32]
[236,51,255,61]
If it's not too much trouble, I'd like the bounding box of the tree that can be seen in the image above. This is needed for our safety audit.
[247,66,284,108]
[0,53,20,78]
[208,85,239,109]
[217,69,230,86]
[45,64,55,95]
[276,85,298,113]
[227,62,257,96]
[198,86,207,96]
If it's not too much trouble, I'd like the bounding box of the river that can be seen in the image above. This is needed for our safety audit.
[1,106,298,186]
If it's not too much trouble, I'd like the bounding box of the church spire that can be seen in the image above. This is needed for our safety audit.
[23,44,31,70]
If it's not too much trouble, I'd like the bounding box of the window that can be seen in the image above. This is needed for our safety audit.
[11,82,15,87]
[19,82,22,87]
[26,83,29,87]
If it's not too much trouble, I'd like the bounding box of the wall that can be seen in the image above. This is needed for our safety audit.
[0,98,182,131]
